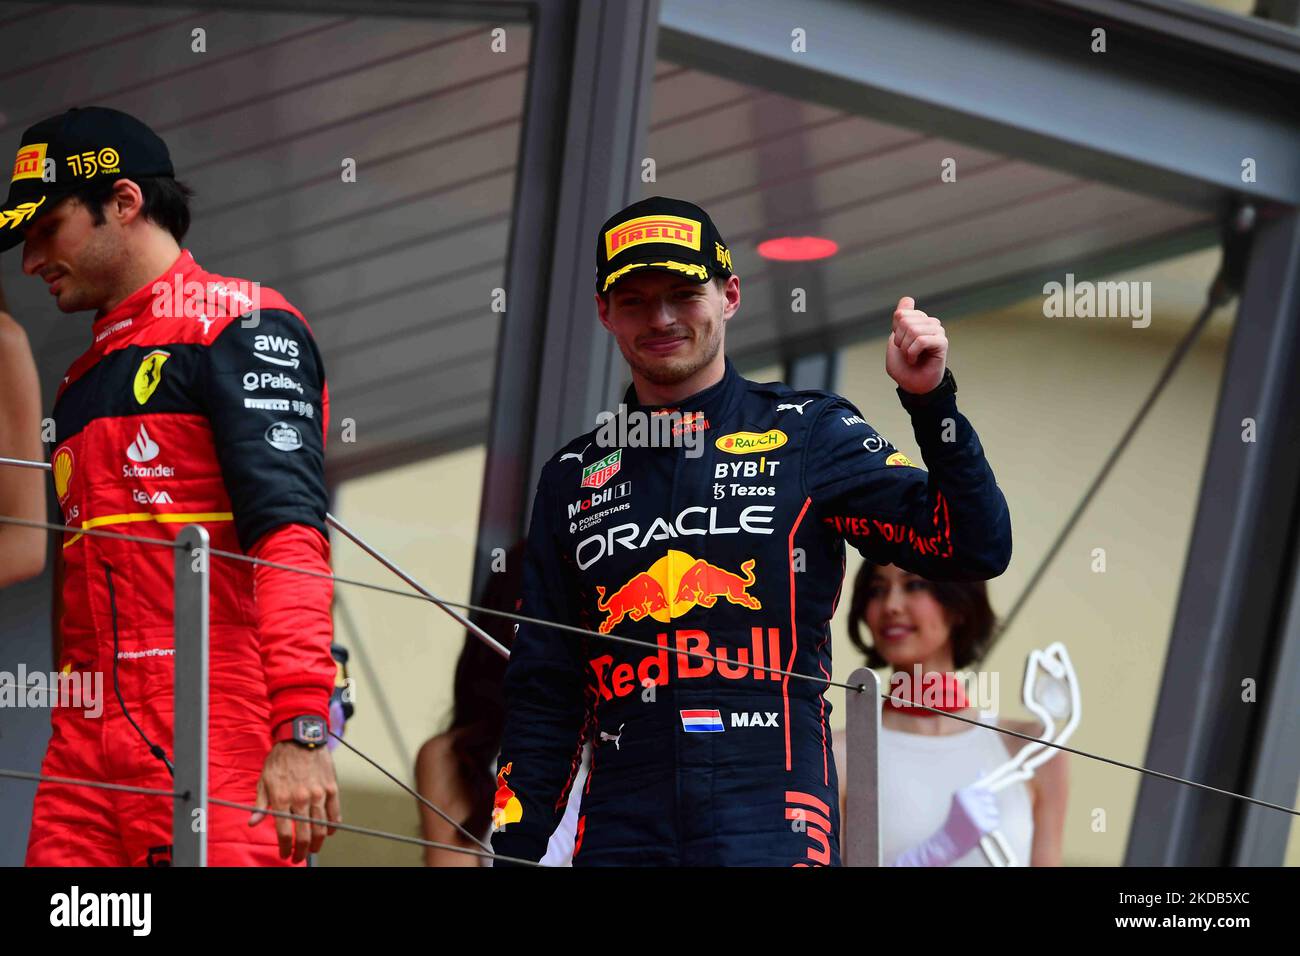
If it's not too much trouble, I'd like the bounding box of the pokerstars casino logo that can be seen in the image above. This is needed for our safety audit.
[594,549,761,634]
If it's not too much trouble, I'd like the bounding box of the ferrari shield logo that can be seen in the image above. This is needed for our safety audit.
[132,350,171,405]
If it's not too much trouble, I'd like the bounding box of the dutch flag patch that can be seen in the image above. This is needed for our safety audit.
[680,709,725,733]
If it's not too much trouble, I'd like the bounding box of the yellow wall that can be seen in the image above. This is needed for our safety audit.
[318,446,486,866]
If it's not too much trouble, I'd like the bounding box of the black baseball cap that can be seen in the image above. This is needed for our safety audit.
[595,195,734,295]
[0,107,175,253]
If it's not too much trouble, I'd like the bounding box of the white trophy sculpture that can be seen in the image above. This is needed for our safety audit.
[977,642,1080,866]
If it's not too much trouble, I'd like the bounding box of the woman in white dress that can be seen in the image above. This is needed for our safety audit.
[833,563,1069,865]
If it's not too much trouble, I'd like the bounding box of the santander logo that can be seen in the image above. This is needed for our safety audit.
[126,425,160,464]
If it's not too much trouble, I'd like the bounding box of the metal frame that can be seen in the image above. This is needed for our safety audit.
[1126,207,1300,865]
[1234,508,1300,863]
[843,668,882,866]
[173,525,211,868]
[658,0,1300,211]
[471,0,662,603]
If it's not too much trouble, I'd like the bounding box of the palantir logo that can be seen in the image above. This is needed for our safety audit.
[125,424,159,464]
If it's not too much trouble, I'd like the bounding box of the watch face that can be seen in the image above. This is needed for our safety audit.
[297,717,327,745]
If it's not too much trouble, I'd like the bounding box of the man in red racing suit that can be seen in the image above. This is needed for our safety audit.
[4,107,339,866]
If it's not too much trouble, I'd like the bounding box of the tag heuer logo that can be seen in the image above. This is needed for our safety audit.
[581,449,622,489]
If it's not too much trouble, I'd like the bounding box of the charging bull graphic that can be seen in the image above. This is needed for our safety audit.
[596,550,761,634]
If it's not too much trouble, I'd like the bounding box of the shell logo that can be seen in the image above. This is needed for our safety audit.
[52,448,74,504]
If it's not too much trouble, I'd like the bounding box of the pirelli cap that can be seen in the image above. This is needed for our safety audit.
[0,107,175,252]
[596,195,734,295]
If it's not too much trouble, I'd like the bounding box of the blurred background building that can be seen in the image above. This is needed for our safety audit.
[2,0,1298,866]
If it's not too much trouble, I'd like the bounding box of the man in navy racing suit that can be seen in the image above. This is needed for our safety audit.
[492,196,1012,866]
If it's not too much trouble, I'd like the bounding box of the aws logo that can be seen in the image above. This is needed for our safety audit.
[132,350,170,405]
[715,429,787,455]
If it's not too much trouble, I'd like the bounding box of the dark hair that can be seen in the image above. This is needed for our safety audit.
[444,540,526,837]
[846,562,998,670]
[600,273,728,306]
[68,175,195,244]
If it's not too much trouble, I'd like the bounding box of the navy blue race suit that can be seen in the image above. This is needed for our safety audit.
[492,358,1011,866]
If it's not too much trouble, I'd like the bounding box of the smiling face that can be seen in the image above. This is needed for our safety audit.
[862,564,957,672]
[21,193,131,314]
[595,270,739,389]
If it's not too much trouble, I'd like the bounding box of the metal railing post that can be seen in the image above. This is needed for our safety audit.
[844,667,881,866]
[173,524,210,867]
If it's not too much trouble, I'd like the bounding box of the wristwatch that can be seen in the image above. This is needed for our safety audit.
[897,367,957,409]
[273,715,328,749]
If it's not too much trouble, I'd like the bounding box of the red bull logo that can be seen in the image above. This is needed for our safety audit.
[491,762,522,830]
[595,550,761,634]
[674,557,760,609]
[589,627,786,701]
[596,571,670,634]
